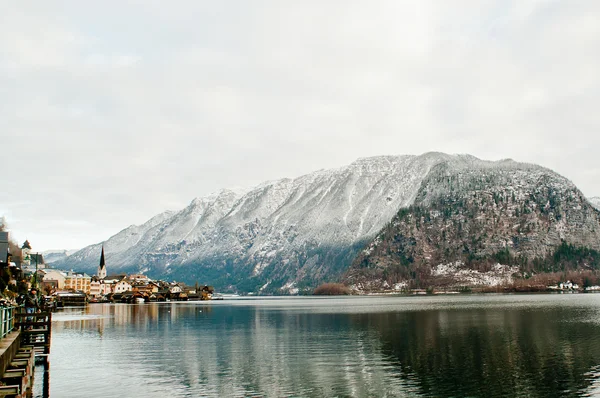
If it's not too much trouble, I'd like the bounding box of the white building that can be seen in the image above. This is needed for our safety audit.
[169,284,183,294]
[114,279,132,294]
[90,279,102,296]
[41,269,67,290]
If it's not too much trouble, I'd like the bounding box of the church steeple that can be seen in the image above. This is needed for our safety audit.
[21,239,32,266]
[97,246,107,279]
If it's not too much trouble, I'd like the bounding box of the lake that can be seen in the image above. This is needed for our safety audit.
[37,294,600,397]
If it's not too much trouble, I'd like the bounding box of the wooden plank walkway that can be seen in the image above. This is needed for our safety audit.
[0,339,36,398]
[0,309,52,397]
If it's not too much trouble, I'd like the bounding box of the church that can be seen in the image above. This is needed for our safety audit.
[90,246,132,296]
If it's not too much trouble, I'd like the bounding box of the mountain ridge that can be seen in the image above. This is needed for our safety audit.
[52,153,600,293]
[53,153,450,290]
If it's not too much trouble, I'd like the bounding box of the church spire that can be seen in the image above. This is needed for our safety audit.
[99,245,105,268]
[97,245,107,279]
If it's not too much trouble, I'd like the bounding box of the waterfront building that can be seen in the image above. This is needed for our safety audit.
[41,278,58,293]
[132,281,159,295]
[96,273,123,295]
[148,281,160,293]
[114,278,132,294]
[169,283,185,294]
[99,280,114,295]
[64,271,91,294]
[90,277,102,296]
[41,269,67,290]
[104,274,127,282]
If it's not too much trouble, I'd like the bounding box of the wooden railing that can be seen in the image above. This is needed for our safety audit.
[14,310,52,358]
[0,306,16,339]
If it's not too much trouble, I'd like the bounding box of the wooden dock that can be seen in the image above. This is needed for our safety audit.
[0,309,52,398]
[15,311,52,360]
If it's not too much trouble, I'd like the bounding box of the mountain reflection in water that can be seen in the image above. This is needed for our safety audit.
[44,295,600,397]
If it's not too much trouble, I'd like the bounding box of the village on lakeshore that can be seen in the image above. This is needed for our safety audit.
[3,231,600,301]
[0,232,215,305]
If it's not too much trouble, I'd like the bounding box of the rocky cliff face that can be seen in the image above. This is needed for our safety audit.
[590,197,600,211]
[346,156,600,291]
[54,153,453,293]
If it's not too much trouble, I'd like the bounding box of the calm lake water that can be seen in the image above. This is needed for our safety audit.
[36,294,600,397]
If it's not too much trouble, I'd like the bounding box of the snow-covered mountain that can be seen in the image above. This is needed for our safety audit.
[53,153,599,293]
[347,156,600,291]
[54,153,452,291]
[590,197,600,210]
[42,249,78,264]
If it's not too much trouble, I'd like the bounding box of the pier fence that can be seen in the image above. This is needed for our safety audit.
[0,305,16,339]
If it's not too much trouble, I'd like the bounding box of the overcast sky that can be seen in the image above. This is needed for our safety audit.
[1,0,599,252]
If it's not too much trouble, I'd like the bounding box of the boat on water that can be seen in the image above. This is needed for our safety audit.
[135,297,145,304]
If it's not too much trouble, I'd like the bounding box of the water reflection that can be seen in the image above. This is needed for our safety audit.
[364,307,600,397]
[46,295,600,397]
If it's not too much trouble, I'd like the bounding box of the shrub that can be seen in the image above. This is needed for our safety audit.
[313,283,351,295]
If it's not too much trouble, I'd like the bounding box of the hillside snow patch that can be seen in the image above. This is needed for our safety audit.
[432,261,518,286]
